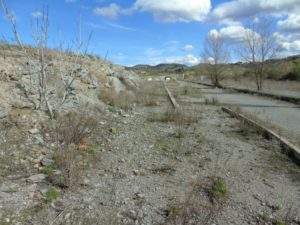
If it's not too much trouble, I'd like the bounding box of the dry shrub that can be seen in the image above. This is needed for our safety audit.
[150,107,197,124]
[118,76,138,92]
[204,96,219,105]
[135,81,166,106]
[165,176,229,225]
[99,87,118,106]
[115,90,136,111]
[50,144,84,189]
[51,111,97,145]
[45,109,98,189]
[99,88,135,111]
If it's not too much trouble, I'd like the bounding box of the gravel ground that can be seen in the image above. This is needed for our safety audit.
[0,81,299,225]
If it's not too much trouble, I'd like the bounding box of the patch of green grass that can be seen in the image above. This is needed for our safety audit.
[166,205,179,217]
[212,178,228,199]
[32,204,44,213]
[275,220,286,225]
[40,164,56,176]
[53,111,60,120]
[45,187,58,203]
[87,148,97,155]
[174,130,185,139]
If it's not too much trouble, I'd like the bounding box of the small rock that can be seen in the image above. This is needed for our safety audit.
[41,158,54,167]
[79,144,88,151]
[88,85,97,89]
[51,200,65,211]
[110,127,117,134]
[27,174,47,183]
[29,128,40,134]
[133,169,140,176]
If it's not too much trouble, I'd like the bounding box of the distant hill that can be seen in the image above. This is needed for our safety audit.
[126,55,300,80]
[128,63,187,70]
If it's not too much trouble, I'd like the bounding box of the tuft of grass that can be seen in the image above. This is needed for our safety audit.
[275,221,286,225]
[45,187,58,203]
[152,165,175,175]
[164,175,229,225]
[40,164,56,176]
[204,96,219,105]
[211,178,228,199]
[53,111,60,120]
[165,205,180,217]
[99,88,135,111]
[87,147,97,155]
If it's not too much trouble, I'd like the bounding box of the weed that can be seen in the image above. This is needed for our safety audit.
[45,187,58,203]
[182,87,202,97]
[275,221,286,225]
[204,96,219,105]
[165,205,180,217]
[32,204,44,213]
[87,147,97,155]
[99,88,135,111]
[152,165,175,175]
[50,144,84,189]
[211,178,228,200]
[164,176,229,225]
[53,111,60,120]
[99,87,118,106]
[40,164,56,176]
[51,111,97,145]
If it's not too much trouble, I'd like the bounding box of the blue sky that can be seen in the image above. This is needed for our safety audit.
[1,0,300,66]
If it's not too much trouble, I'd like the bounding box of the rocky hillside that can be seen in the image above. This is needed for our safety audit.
[0,43,139,119]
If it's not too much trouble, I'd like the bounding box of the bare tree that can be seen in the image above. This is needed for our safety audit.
[1,0,92,118]
[202,32,229,87]
[239,19,280,91]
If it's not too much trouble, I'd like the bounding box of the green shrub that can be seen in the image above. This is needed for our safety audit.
[275,221,286,225]
[212,178,228,199]
[282,62,300,81]
[40,164,56,175]
[53,111,60,120]
[45,187,58,203]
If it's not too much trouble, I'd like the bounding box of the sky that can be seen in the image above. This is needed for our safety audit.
[0,0,300,66]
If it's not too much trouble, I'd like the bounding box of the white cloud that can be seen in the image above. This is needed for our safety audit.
[93,3,133,20]
[182,45,194,51]
[152,54,201,66]
[93,3,121,20]
[87,22,138,32]
[278,14,300,32]
[31,11,42,18]
[106,22,138,32]
[275,32,300,55]
[208,25,257,44]
[211,0,300,22]
[218,26,248,43]
[134,0,211,23]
